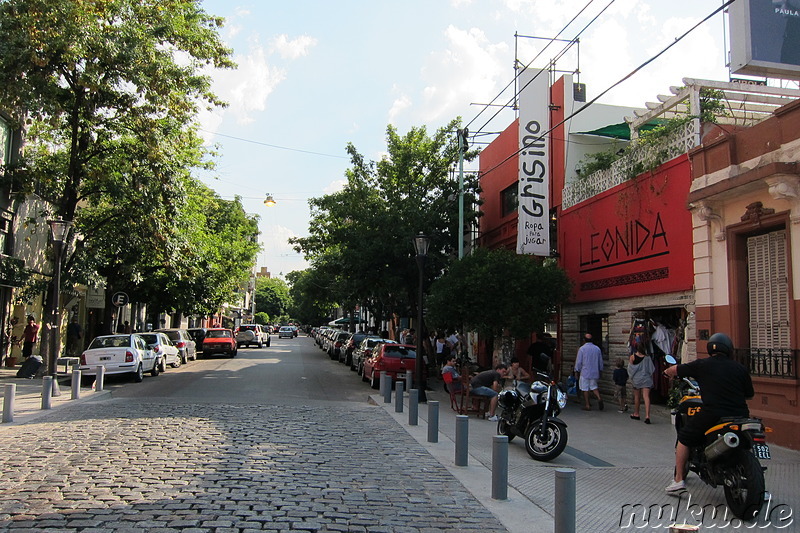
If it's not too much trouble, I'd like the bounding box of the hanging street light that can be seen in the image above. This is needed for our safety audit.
[263,194,276,207]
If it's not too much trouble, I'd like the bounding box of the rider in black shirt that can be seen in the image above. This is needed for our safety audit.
[662,333,754,494]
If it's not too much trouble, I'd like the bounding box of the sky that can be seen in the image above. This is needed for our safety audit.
[196,0,735,278]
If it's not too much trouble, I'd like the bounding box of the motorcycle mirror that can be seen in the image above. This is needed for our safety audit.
[665,355,677,365]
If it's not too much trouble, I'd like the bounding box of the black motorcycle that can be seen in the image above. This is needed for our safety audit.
[496,371,568,461]
[667,356,770,520]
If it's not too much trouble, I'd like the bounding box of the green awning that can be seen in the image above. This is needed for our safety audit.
[575,121,664,140]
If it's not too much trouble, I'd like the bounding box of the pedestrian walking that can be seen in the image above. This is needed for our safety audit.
[575,333,604,411]
[628,342,656,423]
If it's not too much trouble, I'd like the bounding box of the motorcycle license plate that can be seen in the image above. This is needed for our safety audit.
[753,443,771,460]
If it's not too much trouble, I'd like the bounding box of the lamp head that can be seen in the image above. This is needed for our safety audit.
[263,194,276,207]
[47,218,73,243]
[412,233,430,256]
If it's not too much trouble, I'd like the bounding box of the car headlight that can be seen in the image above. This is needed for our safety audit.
[557,390,568,409]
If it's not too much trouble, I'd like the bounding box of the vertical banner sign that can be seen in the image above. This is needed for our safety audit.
[517,67,550,256]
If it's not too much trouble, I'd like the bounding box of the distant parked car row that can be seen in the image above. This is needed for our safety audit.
[309,327,421,389]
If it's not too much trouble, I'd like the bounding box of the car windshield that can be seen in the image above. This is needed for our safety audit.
[280,327,292,331]
[161,331,181,340]
[384,346,416,358]
[206,330,232,338]
[88,336,130,349]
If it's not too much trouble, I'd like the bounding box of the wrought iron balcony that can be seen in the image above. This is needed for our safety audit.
[733,347,797,379]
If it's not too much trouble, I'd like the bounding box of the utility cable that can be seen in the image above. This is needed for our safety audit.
[199,128,349,159]
[479,0,735,179]
[464,0,600,132]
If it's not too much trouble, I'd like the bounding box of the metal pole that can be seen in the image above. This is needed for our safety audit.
[455,415,469,466]
[415,254,427,402]
[41,376,52,410]
[2,383,15,423]
[408,388,418,425]
[382,372,391,404]
[71,369,81,400]
[458,129,465,259]
[492,435,509,500]
[394,380,404,413]
[47,239,63,381]
[95,366,105,392]
[427,401,439,443]
[554,468,577,533]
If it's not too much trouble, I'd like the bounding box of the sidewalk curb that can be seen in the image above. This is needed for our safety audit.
[371,393,554,533]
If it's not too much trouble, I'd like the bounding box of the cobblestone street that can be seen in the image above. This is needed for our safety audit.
[0,401,507,532]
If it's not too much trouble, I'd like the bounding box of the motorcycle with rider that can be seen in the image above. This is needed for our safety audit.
[663,332,770,521]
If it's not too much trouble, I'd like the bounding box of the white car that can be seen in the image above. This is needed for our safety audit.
[278,326,294,339]
[79,334,161,382]
[139,332,181,368]
[236,324,271,348]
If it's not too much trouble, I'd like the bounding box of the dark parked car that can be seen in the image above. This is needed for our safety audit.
[187,328,207,353]
[154,328,197,364]
[340,332,370,366]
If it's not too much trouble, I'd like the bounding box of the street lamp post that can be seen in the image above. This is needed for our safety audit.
[412,233,430,403]
[46,218,73,381]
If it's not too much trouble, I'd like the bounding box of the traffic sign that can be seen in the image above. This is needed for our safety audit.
[111,291,129,307]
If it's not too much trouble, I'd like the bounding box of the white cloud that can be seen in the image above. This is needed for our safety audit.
[323,179,347,195]
[272,34,318,60]
[388,93,412,124]
[416,25,509,124]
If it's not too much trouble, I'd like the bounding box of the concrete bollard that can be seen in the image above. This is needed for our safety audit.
[455,415,469,466]
[427,401,439,443]
[2,383,15,423]
[71,370,81,400]
[379,369,387,397]
[555,468,577,533]
[382,372,391,404]
[492,435,509,500]
[408,389,419,425]
[394,380,404,413]
[41,376,53,410]
[405,370,413,393]
[51,375,62,397]
[95,366,105,392]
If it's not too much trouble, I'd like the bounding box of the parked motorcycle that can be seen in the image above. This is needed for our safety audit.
[496,371,568,461]
[666,355,770,520]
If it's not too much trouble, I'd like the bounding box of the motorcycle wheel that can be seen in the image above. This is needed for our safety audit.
[525,421,568,461]
[497,418,516,443]
[723,450,765,520]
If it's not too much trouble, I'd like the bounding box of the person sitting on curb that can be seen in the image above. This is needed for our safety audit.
[469,363,509,421]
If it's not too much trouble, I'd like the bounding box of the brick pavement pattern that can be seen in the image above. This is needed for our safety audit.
[0,402,509,532]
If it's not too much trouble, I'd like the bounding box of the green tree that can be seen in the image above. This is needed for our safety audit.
[0,0,237,330]
[256,277,291,319]
[286,268,336,325]
[426,247,572,339]
[291,119,481,327]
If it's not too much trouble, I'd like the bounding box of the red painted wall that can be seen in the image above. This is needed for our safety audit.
[479,119,519,250]
[559,155,694,302]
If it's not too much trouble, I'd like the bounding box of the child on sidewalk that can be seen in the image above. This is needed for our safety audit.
[613,357,628,413]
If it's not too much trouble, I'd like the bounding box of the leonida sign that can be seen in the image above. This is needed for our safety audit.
[559,157,694,303]
[730,0,800,79]
[517,67,550,256]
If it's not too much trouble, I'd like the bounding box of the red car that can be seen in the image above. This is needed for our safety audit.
[362,343,420,389]
[200,328,238,358]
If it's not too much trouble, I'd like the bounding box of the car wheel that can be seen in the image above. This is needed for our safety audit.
[181,353,188,365]
[257,340,263,348]
[160,360,167,373]
[172,357,181,368]
[151,361,161,377]
[266,338,271,347]
[133,364,144,383]
[370,370,380,389]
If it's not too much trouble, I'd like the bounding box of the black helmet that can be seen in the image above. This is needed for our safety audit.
[707,333,734,357]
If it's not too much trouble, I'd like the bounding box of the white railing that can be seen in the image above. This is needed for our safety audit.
[562,119,698,209]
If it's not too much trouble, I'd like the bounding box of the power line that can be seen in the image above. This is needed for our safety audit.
[471,0,617,138]
[480,0,735,180]
[200,129,349,159]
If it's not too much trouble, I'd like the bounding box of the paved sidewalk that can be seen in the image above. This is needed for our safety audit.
[0,366,110,424]
[376,384,800,532]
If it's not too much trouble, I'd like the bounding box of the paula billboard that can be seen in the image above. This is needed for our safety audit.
[730,0,800,79]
